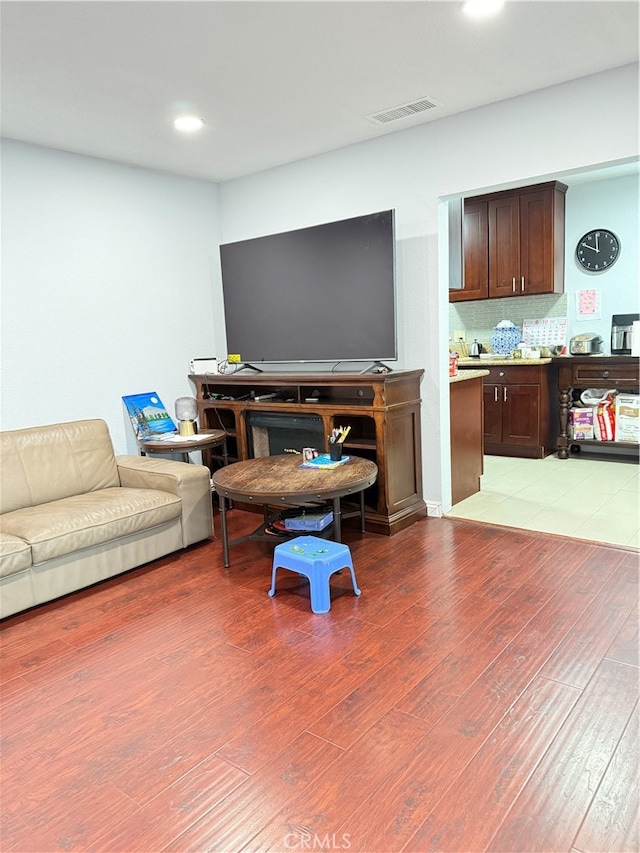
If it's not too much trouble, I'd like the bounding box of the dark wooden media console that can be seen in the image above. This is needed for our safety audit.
[189,370,427,535]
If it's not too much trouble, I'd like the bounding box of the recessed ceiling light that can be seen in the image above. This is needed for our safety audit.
[173,116,206,132]
[461,0,504,17]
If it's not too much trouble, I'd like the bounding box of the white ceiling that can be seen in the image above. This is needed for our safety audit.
[1,1,638,183]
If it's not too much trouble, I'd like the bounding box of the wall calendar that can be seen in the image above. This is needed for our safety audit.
[521,317,568,347]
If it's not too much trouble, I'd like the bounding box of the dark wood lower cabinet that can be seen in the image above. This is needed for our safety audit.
[466,364,557,459]
[483,384,503,445]
[497,383,540,447]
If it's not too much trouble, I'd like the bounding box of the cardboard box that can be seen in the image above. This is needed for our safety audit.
[614,394,640,443]
[570,407,594,440]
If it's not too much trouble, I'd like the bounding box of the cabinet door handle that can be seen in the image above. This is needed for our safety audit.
[521,276,525,292]
[602,370,610,378]
[494,386,498,402]
[503,387,508,402]
[512,277,516,293]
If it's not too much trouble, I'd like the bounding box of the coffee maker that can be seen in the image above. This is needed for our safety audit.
[611,313,639,355]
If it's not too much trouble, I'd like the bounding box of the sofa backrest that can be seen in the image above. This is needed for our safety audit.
[0,419,120,515]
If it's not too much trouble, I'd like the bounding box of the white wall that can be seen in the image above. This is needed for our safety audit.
[1,64,638,511]
[564,174,639,344]
[1,140,222,454]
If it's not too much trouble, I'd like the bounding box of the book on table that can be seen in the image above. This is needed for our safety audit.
[143,433,216,444]
[122,392,177,438]
[300,453,350,470]
[284,510,334,531]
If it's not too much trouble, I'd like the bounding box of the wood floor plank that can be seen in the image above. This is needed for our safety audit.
[6,546,220,650]
[539,561,638,688]
[465,534,565,601]
[0,619,248,736]
[403,675,581,852]
[307,593,498,747]
[574,704,639,853]
[485,658,638,853]
[330,543,627,851]
[90,752,249,852]
[162,732,343,852]
[2,780,139,852]
[605,604,639,667]
[240,708,432,852]
[0,640,251,771]
[0,513,636,853]
[0,634,77,682]
[527,538,598,588]
[395,579,554,724]
[341,521,491,625]
[106,720,251,806]
[215,603,434,773]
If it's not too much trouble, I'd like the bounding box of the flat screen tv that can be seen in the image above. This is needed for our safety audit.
[219,209,396,366]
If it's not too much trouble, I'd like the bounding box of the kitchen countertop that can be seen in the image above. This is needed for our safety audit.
[553,354,639,360]
[450,368,490,383]
[458,357,553,367]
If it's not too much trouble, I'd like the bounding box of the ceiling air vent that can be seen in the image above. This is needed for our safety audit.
[366,97,443,125]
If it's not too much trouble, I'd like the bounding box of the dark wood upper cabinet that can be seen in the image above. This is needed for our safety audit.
[450,181,567,302]
[450,200,488,302]
[488,194,520,298]
[518,186,566,295]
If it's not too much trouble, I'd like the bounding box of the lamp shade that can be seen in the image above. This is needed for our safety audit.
[175,397,198,435]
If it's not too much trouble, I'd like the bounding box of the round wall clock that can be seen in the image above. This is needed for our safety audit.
[576,229,620,272]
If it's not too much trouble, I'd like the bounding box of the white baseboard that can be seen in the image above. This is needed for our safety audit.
[426,501,443,518]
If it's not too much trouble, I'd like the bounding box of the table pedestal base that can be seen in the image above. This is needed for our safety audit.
[218,492,367,568]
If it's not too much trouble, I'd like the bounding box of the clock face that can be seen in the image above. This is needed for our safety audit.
[576,229,620,272]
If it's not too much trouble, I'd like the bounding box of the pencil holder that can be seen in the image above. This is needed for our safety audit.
[329,443,343,462]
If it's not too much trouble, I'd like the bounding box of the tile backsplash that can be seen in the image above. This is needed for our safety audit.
[449,294,568,350]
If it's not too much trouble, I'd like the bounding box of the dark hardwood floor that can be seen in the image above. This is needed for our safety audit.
[1,510,638,852]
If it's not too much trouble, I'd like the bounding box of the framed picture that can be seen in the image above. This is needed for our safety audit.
[122,392,177,438]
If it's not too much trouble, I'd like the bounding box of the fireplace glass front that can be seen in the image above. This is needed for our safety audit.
[246,412,324,458]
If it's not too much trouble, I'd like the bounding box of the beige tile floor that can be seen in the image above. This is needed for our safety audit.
[447,453,639,550]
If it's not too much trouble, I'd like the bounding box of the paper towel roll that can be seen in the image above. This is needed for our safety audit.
[632,321,640,357]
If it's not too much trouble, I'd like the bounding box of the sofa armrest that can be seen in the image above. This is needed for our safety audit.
[116,455,213,547]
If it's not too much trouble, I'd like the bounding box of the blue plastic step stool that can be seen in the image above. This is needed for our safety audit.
[269,536,360,614]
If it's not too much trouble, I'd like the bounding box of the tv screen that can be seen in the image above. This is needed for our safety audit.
[219,210,396,365]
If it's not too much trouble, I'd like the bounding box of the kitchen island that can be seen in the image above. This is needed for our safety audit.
[450,368,489,505]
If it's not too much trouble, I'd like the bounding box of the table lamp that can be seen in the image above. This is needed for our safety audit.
[175,397,198,436]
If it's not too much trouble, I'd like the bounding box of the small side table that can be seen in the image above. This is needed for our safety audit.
[138,429,228,465]
[139,430,230,536]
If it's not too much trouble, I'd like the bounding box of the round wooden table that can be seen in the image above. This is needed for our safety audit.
[138,429,228,464]
[212,454,378,567]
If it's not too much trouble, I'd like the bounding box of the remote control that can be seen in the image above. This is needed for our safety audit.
[254,393,277,401]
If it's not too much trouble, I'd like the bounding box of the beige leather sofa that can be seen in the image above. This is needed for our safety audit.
[0,419,214,619]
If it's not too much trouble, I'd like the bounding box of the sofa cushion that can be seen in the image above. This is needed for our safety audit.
[0,533,32,578]
[0,419,119,515]
[0,487,181,565]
